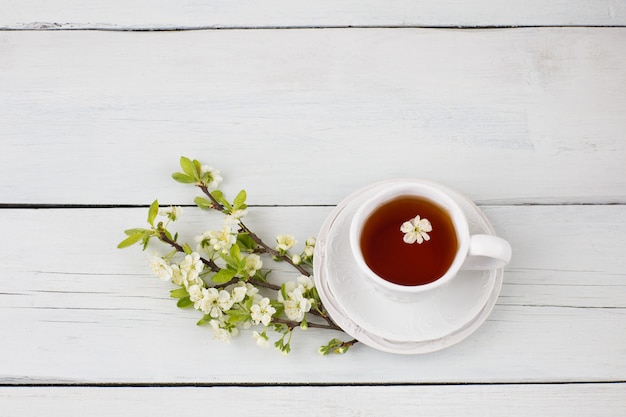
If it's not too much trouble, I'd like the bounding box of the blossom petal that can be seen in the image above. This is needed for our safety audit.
[419,218,433,232]
[400,221,414,233]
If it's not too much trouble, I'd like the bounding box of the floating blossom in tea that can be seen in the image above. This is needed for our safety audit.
[400,215,433,244]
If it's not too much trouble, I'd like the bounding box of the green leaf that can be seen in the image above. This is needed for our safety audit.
[124,228,149,236]
[233,189,247,210]
[117,232,144,249]
[228,309,249,318]
[176,296,193,308]
[179,156,198,179]
[211,268,237,284]
[193,159,203,175]
[141,235,151,251]
[172,172,196,184]
[182,243,193,255]
[230,244,241,262]
[271,300,284,317]
[237,233,257,251]
[237,257,247,275]
[147,199,159,226]
[197,314,212,326]
[170,287,189,299]
[194,196,212,209]
[227,309,250,324]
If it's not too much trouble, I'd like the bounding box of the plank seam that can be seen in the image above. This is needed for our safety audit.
[1,24,626,31]
[1,380,625,388]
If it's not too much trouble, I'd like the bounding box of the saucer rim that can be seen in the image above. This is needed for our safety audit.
[313,179,504,354]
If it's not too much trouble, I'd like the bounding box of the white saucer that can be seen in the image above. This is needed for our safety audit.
[313,179,504,354]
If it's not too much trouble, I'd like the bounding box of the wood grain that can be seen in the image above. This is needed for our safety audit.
[1,205,624,384]
[1,384,625,417]
[1,28,624,206]
[1,0,625,29]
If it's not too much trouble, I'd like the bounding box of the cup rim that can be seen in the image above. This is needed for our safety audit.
[349,181,470,294]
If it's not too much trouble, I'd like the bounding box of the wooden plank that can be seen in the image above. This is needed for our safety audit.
[1,28,625,206]
[0,384,624,417]
[0,205,624,383]
[1,0,625,29]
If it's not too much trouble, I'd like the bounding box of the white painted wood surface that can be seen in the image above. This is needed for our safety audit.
[1,384,625,417]
[1,29,625,206]
[1,2,625,415]
[1,205,625,384]
[2,0,625,29]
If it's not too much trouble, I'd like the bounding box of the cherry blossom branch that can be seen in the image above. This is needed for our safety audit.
[198,184,311,277]
[158,229,284,292]
[194,186,342,330]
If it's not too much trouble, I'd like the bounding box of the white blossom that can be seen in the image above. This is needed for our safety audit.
[277,281,298,303]
[291,254,302,265]
[149,256,173,281]
[208,226,237,254]
[180,252,204,282]
[400,215,432,244]
[159,206,183,221]
[194,231,211,254]
[188,284,204,304]
[244,282,259,298]
[250,297,276,326]
[197,287,232,318]
[305,236,316,247]
[230,283,248,303]
[252,331,270,348]
[297,275,314,291]
[223,209,248,226]
[242,254,263,278]
[275,234,297,252]
[283,287,312,322]
[303,245,315,258]
[170,264,185,286]
[200,165,223,189]
[209,319,232,342]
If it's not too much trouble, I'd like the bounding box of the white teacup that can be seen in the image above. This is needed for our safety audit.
[349,181,512,302]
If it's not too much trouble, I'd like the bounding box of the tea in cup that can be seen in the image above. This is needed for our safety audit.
[349,181,511,302]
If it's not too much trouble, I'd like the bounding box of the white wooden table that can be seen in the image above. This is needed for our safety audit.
[1,2,625,415]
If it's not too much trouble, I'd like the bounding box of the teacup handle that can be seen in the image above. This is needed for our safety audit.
[461,234,512,270]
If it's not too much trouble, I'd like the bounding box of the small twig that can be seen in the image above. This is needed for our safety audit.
[273,317,343,332]
[157,230,220,272]
[239,223,312,277]
[197,184,311,277]
[199,184,224,210]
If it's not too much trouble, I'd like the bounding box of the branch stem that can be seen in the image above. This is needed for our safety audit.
[273,317,343,332]
[198,184,311,277]
[157,230,220,272]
